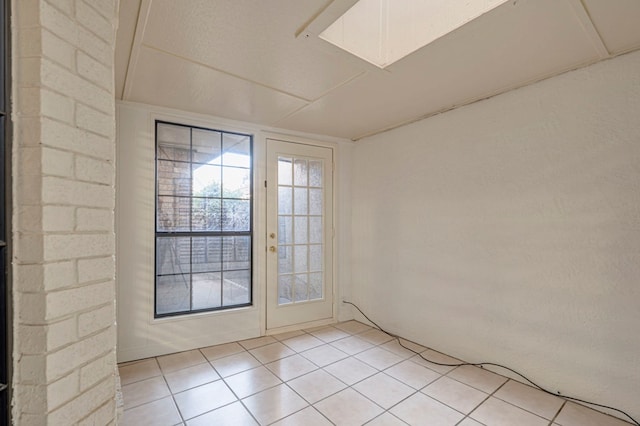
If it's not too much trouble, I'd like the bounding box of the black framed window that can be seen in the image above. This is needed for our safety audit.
[155,121,253,317]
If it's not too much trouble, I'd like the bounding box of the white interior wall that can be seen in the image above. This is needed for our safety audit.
[116,102,354,362]
[351,49,640,421]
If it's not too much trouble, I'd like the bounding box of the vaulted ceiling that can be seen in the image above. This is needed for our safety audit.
[116,0,640,140]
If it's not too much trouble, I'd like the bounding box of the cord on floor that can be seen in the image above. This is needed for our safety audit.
[342,300,639,426]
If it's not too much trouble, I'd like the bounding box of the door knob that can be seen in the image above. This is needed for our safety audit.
[269,246,277,252]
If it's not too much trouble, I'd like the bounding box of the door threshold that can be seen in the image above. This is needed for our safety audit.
[265,317,335,336]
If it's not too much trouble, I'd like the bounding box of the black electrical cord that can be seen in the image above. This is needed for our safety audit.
[342,300,640,426]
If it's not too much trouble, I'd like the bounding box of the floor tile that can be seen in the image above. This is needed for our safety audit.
[411,350,460,374]
[380,340,421,359]
[365,412,409,425]
[185,401,258,426]
[308,326,350,342]
[265,354,318,381]
[457,418,484,426]
[200,342,245,362]
[324,356,378,385]
[271,329,306,341]
[390,392,464,426]
[384,359,441,390]
[281,334,325,352]
[422,376,488,414]
[239,336,277,350]
[358,329,395,345]
[119,358,162,386]
[288,369,347,404]
[471,397,549,426]
[494,379,564,420]
[223,366,282,399]
[330,335,374,355]
[122,376,170,409]
[250,342,296,364]
[301,344,349,367]
[355,347,405,370]
[120,396,182,426]
[271,406,332,425]
[173,380,237,420]
[353,372,416,409]
[157,350,207,374]
[210,352,261,377]
[334,320,372,335]
[164,362,220,394]
[554,401,634,426]
[446,365,508,393]
[242,384,308,425]
[315,388,384,426]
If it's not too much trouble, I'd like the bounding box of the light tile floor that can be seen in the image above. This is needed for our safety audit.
[118,321,633,426]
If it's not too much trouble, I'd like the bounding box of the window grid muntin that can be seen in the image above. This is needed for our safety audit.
[155,121,253,317]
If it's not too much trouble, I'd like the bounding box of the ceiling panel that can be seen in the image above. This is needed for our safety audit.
[582,0,640,54]
[277,0,602,139]
[140,0,367,101]
[127,47,308,125]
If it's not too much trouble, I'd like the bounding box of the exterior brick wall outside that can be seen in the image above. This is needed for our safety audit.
[12,0,119,424]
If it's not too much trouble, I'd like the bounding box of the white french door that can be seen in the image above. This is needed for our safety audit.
[266,139,334,330]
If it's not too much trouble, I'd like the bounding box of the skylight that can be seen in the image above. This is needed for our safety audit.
[319,0,510,68]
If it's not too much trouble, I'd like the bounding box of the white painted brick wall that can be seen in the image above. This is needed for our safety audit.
[12,0,120,424]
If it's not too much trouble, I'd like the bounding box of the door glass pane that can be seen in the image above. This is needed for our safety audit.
[294,159,308,186]
[276,156,325,304]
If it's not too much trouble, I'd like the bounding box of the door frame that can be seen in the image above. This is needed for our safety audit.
[259,132,339,336]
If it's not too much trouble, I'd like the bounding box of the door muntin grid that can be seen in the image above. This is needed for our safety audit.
[277,156,324,305]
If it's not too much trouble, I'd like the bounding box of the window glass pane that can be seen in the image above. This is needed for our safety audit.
[309,217,323,244]
[309,188,322,216]
[158,160,190,196]
[278,157,292,186]
[278,275,292,304]
[157,196,190,232]
[156,274,190,315]
[294,159,308,186]
[309,160,323,187]
[309,273,323,300]
[223,134,251,167]
[223,167,250,199]
[192,237,222,273]
[294,274,309,302]
[192,273,222,310]
[223,236,251,270]
[294,216,308,245]
[278,216,292,245]
[222,199,250,231]
[192,164,221,197]
[278,246,292,274]
[294,188,308,215]
[309,244,322,272]
[192,198,221,231]
[223,270,251,306]
[192,129,221,164]
[157,123,190,161]
[294,245,308,273]
[278,187,292,215]
[156,237,191,275]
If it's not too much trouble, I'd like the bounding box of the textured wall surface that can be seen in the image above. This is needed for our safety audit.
[12,0,120,423]
[352,50,640,421]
